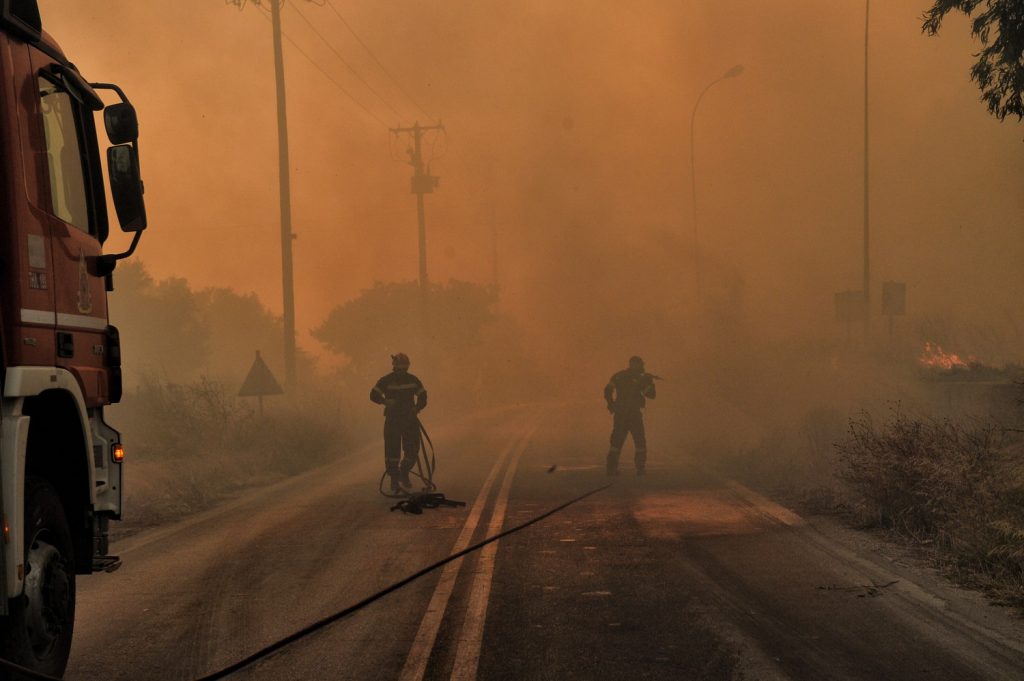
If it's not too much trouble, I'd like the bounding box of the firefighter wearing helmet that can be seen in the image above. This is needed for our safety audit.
[370,353,428,492]
[603,355,657,475]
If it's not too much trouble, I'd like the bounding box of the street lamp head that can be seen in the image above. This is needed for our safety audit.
[723,65,744,79]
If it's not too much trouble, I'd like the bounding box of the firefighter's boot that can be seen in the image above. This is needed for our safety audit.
[399,460,415,490]
[635,448,647,476]
[386,460,403,493]
[398,470,413,490]
[606,449,621,476]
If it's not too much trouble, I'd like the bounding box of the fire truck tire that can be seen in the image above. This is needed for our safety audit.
[0,477,76,680]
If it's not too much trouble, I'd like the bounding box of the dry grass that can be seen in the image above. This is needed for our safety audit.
[836,408,1024,607]
[717,401,1024,608]
[108,376,354,535]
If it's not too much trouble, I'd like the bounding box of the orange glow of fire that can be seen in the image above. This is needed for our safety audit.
[919,342,974,370]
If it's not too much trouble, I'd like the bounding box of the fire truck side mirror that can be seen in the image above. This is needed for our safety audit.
[104,103,138,145]
[107,145,147,232]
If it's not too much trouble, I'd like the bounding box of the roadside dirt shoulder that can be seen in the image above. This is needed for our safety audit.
[800,512,1024,655]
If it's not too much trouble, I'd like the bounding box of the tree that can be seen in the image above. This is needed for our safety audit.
[923,1,1024,120]
[109,261,211,379]
[312,280,497,385]
[196,286,315,383]
[109,261,313,386]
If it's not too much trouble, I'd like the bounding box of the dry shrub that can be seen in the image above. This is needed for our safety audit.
[837,408,1024,606]
[110,375,350,532]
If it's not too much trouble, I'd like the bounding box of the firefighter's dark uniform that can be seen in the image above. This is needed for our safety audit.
[604,369,656,474]
[370,371,427,487]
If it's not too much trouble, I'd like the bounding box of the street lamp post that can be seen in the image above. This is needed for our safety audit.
[690,64,743,302]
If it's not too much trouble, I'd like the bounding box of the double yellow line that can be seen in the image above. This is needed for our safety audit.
[399,421,539,681]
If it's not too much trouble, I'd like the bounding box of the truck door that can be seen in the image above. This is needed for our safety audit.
[3,38,56,369]
[31,51,110,406]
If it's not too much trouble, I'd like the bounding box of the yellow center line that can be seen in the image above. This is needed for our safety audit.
[398,423,534,681]
[449,424,535,681]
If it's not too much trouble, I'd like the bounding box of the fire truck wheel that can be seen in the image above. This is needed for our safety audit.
[0,477,76,678]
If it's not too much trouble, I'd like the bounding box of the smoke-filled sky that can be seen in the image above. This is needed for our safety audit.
[39,1,1024,368]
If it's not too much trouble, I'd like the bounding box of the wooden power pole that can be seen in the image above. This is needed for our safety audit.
[390,122,444,293]
[863,0,872,341]
[230,0,309,387]
[269,0,297,388]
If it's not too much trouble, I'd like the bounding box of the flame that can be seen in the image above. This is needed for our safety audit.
[919,342,974,370]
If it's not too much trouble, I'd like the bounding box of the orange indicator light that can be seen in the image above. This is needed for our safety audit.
[112,444,125,463]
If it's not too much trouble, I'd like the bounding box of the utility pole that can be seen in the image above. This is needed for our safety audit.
[270,0,297,388]
[689,65,743,304]
[490,204,499,295]
[863,0,871,341]
[390,121,444,295]
[230,0,302,388]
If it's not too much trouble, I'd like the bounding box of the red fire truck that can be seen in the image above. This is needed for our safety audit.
[0,1,146,675]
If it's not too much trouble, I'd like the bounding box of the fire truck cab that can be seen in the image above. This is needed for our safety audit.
[0,1,146,675]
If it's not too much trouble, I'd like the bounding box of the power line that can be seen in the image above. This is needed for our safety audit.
[254,5,390,129]
[324,0,436,123]
[427,126,448,165]
[388,130,406,162]
[286,1,405,123]
[242,0,434,127]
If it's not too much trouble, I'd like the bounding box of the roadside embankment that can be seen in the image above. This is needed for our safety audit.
[717,400,1024,610]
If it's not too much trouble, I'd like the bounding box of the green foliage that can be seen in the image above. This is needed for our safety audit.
[923,0,1024,120]
[837,408,1024,605]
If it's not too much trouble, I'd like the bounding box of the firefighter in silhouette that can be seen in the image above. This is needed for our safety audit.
[370,353,428,492]
[604,356,656,476]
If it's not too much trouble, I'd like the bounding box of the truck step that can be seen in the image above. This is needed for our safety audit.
[92,556,122,573]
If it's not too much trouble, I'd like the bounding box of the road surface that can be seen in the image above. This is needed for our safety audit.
[65,404,1024,680]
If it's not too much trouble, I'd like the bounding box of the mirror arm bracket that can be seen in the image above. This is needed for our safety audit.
[89,82,129,104]
[92,231,142,276]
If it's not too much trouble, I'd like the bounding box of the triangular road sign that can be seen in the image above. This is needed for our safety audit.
[239,351,284,397]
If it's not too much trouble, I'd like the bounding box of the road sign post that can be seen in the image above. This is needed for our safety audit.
[881,281,906,343]
[239,350,285,416]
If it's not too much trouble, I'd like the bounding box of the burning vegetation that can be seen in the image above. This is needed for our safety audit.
[919,342,974,371]
[918,342,1024,384]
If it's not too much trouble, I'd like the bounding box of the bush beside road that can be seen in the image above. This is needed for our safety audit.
[107,376,363,538]
[719,398,1024,611]
[837,409,1024,608]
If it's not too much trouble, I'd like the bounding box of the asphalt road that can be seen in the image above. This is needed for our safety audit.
[65,403,1024,680]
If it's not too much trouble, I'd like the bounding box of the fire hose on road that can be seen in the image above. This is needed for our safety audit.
[0,482,611,681]
[377,418,467,514]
